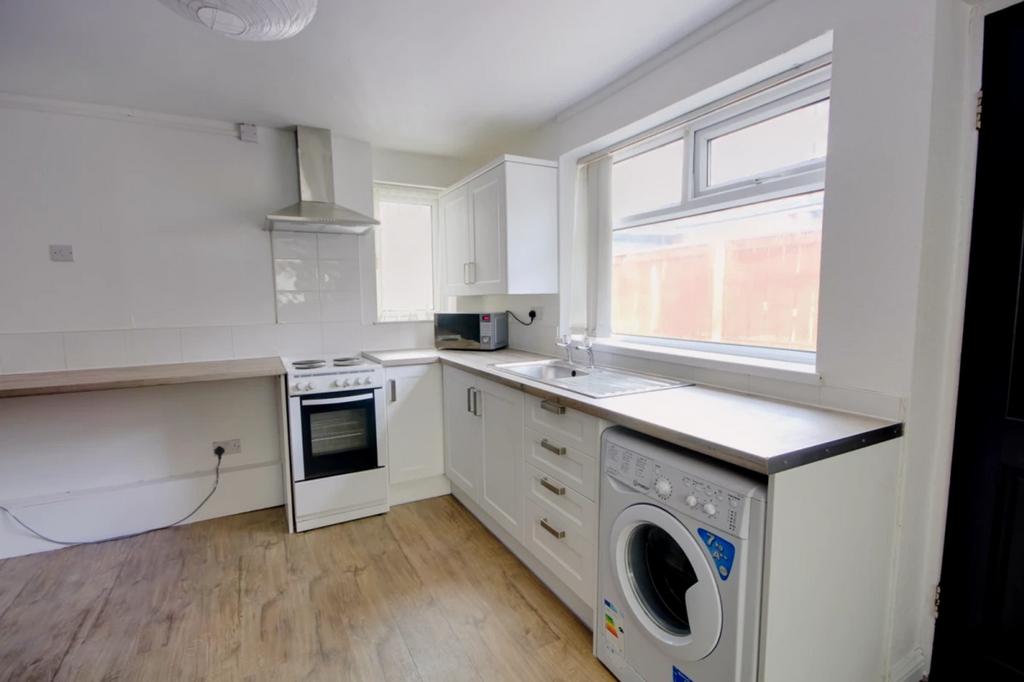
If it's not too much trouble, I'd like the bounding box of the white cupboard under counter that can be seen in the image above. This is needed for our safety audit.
[362,349,449,505]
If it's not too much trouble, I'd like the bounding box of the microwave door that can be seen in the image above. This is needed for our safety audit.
[300,392,379,480]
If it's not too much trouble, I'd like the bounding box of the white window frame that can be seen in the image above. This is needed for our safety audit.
[613,64,831,231]
[602,62,831,365]
[371,183,440,323]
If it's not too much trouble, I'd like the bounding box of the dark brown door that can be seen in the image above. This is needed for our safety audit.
[931,3,1024,680]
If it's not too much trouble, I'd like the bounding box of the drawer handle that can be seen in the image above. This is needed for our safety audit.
[540,518,565,539]
[540,438,566,456]
[540,400,566,416]
[540,477,566,496]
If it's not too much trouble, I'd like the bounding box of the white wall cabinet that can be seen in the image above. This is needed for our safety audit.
[439,156,557,296]
[386,364,449,505]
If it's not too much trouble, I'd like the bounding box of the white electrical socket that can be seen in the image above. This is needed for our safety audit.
[213,439,241,455]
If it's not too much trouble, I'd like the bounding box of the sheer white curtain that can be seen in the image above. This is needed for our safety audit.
[568,156,613,340]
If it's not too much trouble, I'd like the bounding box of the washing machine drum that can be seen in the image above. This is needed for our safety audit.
[610,504,723,660]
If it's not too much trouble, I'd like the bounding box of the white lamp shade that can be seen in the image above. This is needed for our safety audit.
[158,0,318,41]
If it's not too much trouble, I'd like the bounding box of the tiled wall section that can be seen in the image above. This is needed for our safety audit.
[0,321,433,373]
[272,232,363,324]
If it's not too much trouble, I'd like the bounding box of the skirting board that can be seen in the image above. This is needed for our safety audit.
[0,461,284,559]
[390,474,451,506]
[890,647,928,682]
[450,483,593,626]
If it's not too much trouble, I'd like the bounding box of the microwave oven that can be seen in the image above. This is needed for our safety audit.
[434,312,509,351]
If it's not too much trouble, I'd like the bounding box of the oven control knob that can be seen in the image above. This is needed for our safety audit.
[703,502,717,516]
[685,495,698,508]
[292,383,302,393]
[343,379,352,387]
[300,381,313,391]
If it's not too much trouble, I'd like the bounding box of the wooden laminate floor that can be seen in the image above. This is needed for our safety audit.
[0,495,613,682]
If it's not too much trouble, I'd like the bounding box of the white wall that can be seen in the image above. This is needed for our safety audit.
[372,147,477,189]
[0,97,463,558]
[497,0,978,677]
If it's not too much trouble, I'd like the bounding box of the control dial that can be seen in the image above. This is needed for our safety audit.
[685,495,698,508]
[653,477,672,499]
[703,502,717,516]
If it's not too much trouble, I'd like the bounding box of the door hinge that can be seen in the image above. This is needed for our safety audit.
[976,90,983,131]
[933,583,941,617]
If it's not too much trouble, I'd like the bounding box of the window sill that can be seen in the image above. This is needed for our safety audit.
[592,338,821,385]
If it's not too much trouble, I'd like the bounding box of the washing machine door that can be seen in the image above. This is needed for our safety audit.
[610,503,723,660]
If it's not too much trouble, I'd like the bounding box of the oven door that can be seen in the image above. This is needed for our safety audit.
[292,390,380,481]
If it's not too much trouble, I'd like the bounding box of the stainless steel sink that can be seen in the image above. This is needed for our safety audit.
[497,359,589,382]
[492,359,690,398]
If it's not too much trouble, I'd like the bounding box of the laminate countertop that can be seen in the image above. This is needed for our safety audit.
[361,349,440,367]
[438,349,902,475]
[0,357,286,399]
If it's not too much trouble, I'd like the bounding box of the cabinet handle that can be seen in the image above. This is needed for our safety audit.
[540,400,566,416]
[472,388,481,416]
[540,438,566,456]
[468,261,477,284]
[466,386,473,413]
[389,379,397,403]
[463,262,470,285]
[540,477,566,496]
[540,518,566,539]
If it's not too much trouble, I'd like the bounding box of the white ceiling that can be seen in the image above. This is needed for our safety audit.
[0,0,743,159]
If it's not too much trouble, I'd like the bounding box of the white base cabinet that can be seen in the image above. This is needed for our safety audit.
[442,365,603,613]
[385,363,449,505]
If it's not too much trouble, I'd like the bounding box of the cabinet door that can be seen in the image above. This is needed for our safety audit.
[478,377,524,541]
[386,364,444,485]
[440,185,473,296]
[442,366,482,495]
[467,166,507,294]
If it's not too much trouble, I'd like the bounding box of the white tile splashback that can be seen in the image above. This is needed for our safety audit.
[272,232,363,325]
[275,292,322,324]
[0,320,432,374]
[270,232,318,260]
[0,333,66,373]
[274,259,319,291]
[180,326,233,362]
[65,330,129,369]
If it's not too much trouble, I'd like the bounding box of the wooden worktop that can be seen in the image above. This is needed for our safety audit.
[438,349,903,475]
[0,357,286,399]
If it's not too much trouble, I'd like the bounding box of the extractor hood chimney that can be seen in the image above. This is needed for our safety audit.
[266,126,379,234]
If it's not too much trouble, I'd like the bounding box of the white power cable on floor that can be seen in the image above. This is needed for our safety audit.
[0,451,224,546]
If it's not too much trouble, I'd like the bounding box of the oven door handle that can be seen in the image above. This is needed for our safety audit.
[302,393,374,406]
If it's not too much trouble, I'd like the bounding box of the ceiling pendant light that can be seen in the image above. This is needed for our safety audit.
[157,0,318,41]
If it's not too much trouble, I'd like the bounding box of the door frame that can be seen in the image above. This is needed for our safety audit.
[921,0,1024,674]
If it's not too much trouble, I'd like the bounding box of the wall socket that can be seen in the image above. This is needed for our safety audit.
[49,244,73,262]
[530,306,544,322]
[213,439,241,456]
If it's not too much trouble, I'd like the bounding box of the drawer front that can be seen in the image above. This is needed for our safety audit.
[523,490,595,607]
[525,463,595,531]
[524,427,597,501]
[524,394,600,456]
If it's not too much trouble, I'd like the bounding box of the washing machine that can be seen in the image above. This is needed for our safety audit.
[597,427,767,682]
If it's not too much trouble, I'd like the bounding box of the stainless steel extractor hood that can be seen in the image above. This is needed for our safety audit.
[266,126,379,234]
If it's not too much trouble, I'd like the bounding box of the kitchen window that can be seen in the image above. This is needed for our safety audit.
[372,183,439,322]
[580,61,830,359]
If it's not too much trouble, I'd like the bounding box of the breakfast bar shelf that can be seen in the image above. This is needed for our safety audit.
[0,357,286,399]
